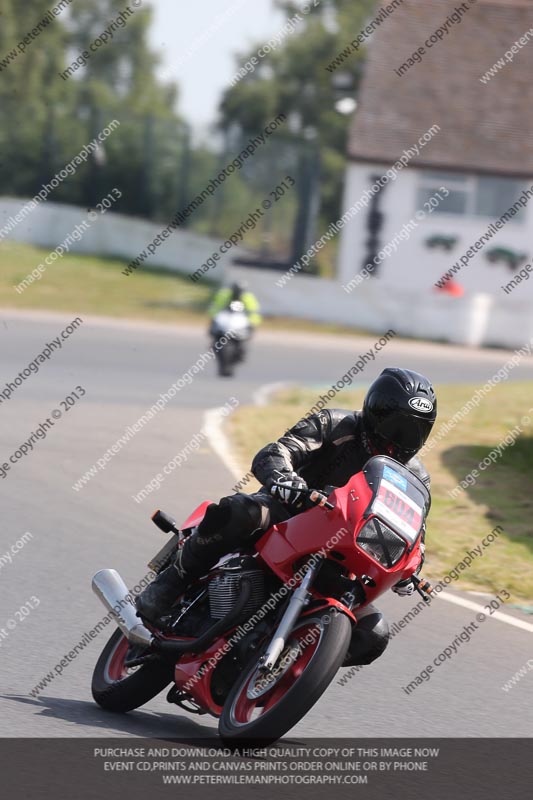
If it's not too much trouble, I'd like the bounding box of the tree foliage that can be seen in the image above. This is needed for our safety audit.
[219,0,376,223]
[0,0,183,218]
[0,0,379,244]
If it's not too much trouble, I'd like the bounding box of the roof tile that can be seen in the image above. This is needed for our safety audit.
[348,0,533,175]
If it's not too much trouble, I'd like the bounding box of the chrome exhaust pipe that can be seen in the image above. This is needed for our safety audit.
[92,568,154,647]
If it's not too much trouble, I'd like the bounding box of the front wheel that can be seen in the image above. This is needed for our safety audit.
[218,608,351,744]
[215,339,237,377]
[92,629,173,712]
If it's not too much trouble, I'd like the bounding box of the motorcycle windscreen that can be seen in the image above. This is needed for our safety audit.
[362,456,430,546]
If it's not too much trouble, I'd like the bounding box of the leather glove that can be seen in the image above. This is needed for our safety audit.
[268,471,308,509]
[392,578,416,597]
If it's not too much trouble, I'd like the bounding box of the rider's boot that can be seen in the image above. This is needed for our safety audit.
[135,511,229,623]
[136,523,217,623]
[136,497,260,623]
[135,548,191,623]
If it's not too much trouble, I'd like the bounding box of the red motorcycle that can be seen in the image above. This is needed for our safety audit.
[91,455,432,743]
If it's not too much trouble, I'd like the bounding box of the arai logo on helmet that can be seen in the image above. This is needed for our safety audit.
[409,397,434,413]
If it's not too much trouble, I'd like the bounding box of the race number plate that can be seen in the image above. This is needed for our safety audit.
[372,478,423,541]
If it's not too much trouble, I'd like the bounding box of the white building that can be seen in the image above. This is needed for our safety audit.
[336,0,533,346]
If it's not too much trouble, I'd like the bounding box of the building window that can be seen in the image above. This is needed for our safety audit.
[417,172,527,221]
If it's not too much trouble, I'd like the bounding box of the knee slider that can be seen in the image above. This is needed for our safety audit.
[183,495,263,571]
[221,494,263,549]
[203,500,233,530]
[232,494,263,531]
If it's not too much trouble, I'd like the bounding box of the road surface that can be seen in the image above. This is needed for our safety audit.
[1,309,532,738]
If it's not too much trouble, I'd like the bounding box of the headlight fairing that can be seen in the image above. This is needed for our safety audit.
[356,517,407,568]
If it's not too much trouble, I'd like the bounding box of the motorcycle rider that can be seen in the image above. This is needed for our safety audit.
[209,281,262,328]
[136,367,437,667]
[209,281,262,365]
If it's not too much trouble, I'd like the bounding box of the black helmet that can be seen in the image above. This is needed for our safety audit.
[230,281,247,300]
[361,368,436,462]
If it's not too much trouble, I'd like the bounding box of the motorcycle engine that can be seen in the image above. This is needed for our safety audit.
[208,556,266,620]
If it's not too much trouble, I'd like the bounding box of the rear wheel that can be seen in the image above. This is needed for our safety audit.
[218,608,351,744]
[92,629,173,712]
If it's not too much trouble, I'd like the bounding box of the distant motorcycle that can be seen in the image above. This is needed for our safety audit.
[91,455,433,744]
[210,300,251,377]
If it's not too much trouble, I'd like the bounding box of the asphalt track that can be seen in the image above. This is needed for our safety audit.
[1,309,532,738]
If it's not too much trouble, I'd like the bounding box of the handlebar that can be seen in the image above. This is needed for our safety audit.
[412,574,433,603]
[308,490,335,511]
[270,483,335,511]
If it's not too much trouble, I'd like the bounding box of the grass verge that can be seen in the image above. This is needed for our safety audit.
[0,240,374,336]
[0,241,213,323]
[227,382,533,601]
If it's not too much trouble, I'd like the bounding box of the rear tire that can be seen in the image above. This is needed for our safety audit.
[218,608,351,745]
[92,629,173,713]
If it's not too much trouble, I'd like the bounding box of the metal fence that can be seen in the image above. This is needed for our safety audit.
[0,105,322,274]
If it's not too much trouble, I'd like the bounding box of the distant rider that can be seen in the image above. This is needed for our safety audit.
[208,281,262,329]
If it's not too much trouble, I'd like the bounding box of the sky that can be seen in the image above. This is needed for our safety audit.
[147,0,285,134]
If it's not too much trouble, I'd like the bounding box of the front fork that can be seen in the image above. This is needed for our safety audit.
[258,560,321,673]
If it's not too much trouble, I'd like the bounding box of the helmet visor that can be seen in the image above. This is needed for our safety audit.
[371,412,434,459]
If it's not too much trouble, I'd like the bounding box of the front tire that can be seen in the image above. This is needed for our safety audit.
[215,340,236,377]
[218,608,351,744]
[92,629,173,712]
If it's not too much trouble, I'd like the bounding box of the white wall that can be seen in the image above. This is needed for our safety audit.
[0,197,237,279]
[228,263,506,347]
[331,162,533,348]
[338,163,533,294]
[2,193,532,349]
